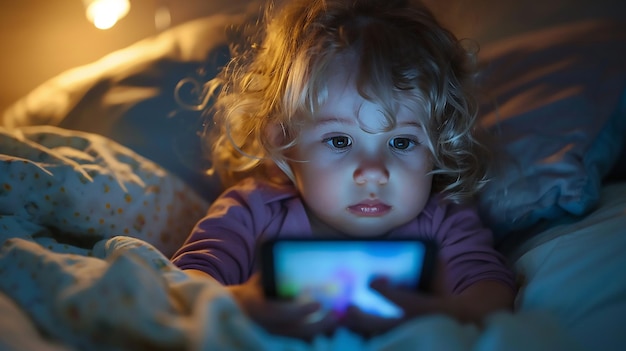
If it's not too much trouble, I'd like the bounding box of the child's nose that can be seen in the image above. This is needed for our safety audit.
[353,159,389,185]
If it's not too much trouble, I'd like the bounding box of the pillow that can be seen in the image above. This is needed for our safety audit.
[0,125,209,258]
[424,0,626,46]
[475,19,626,243]
[1,11,255,203]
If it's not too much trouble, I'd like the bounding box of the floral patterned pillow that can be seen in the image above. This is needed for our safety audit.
[0,125,209,257]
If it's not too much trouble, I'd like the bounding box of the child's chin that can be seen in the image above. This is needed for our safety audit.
[338,224,395,238]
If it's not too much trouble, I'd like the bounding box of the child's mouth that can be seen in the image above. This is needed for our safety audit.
[347,201,391,217]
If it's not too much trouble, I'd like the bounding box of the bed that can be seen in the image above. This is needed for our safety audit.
[1,1,625,350]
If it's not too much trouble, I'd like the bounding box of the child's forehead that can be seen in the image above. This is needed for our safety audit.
[314,53,421,99]
[305,86,423,134]
[312,99,423,128]
[307,54,426,123]
[311,55,377,107]
[321,53,359,81]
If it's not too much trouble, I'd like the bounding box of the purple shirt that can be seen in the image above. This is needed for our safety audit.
[171,177,516,294]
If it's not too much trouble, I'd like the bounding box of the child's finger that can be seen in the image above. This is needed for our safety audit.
[369,278,419,306]
[265,310,339,340]
[369,277,444,318]
[253,299,321,325]
[342,305,401,337]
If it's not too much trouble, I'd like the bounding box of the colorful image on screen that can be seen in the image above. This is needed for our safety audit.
[273,240,425,318]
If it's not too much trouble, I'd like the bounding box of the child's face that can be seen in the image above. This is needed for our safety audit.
[287,59,433,237]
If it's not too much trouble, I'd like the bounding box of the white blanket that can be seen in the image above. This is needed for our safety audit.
[0,233,583,351]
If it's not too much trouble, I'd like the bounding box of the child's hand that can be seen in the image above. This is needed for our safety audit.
[227,273,339,340]
[341,268,449,338]
[342,254,513,338]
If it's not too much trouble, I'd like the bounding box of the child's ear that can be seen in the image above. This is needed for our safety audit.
[263,122,292,184]
[265,122,287,147]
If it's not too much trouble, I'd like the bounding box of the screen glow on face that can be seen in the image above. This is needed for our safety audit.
[273,241,425,318]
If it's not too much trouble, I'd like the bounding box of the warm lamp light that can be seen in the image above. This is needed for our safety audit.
[83,0,130,30]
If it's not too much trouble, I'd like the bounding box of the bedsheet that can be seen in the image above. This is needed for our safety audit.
[1,125,622,350]
[513,181,626,351]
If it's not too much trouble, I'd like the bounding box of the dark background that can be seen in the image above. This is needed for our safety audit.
[0,0,250,113]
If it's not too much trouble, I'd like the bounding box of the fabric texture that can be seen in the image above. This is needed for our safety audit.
[513,181,626,351]
[171,177,516,295]
[1,12,253,202]
[0,233,583,351]
[476,19,626,239]
[0,125,209,257]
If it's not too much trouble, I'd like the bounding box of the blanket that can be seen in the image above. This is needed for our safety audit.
[0,125,597,350]
[0,235,582,351]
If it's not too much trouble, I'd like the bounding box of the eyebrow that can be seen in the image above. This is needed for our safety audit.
[313,117,354,126]
[313,117,423,129]
[399,121,423,128]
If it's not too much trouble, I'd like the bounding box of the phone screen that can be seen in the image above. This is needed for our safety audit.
[261,239,435,319]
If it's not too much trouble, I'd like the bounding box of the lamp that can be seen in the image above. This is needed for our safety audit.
[83,0,130,30]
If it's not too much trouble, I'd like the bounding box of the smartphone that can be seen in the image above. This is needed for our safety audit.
[259,238,437,319]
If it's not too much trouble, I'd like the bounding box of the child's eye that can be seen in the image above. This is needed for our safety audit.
[324,136,353,149]
[389,137,416,150]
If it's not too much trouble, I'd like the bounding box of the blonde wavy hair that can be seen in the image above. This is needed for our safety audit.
[203,0,489,203]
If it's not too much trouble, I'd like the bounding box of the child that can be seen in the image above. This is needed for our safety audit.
[171,0,515,340]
